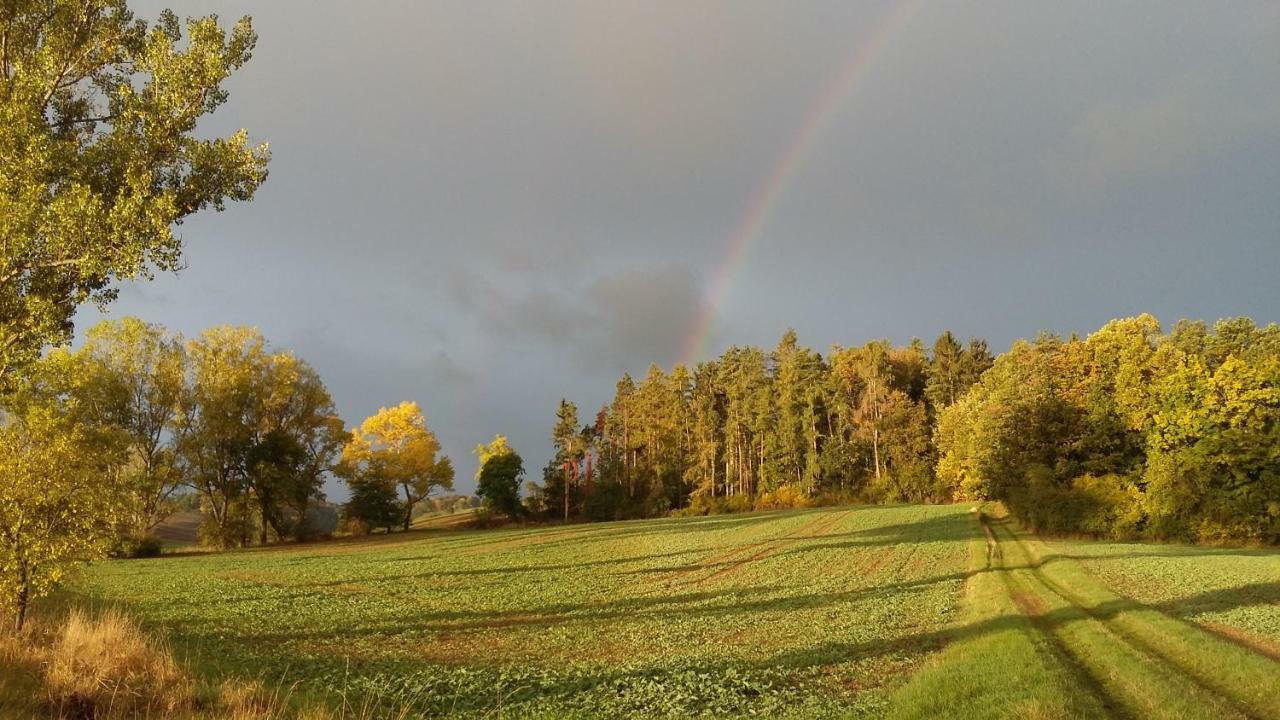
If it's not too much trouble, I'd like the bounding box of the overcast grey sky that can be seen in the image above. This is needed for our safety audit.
[85,1,1280,494]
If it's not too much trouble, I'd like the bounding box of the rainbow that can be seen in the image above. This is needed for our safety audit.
[678,1,920,365]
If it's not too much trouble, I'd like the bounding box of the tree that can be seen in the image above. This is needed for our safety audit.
[341,476,399,534]
[770,329,824,491]
[175,326,267,548]
[341,402,453,532]
[558,329,993,517]
[0,3,269,385]
[961,338,994,387]
[161,325,344,547]
[831,342,892,482]
[551,399,582,521]
[925,331,965,410]
[0,402,127,632]
[245,429,308,542]
[686,361,722,500]
[935,315,1280,543]
[474,435,524,518]
[64,318,185,536]
[249,353,344,542]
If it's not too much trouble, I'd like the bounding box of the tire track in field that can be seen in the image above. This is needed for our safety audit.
[1009,530,1277,720]
[460,526,596,556]
[677,509,854,587]
[662,540,775,581]
[1203,623,1280,663]
[655,511,833,585]
[989,515,1270,720]
[989,544,1126,720]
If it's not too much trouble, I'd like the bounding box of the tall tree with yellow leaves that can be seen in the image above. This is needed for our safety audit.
[341,402,453,531]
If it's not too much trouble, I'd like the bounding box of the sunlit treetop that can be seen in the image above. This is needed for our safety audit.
[0,0,270,385]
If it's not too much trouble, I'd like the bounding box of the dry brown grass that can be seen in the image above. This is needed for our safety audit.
[44,608,195,718]
[0,608,413,719]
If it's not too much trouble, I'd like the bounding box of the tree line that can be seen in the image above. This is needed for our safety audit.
[529,329,993,520]
[530,316,1279,545]
[0,317,461,630]
[8,319,336,549]
[937,315,1280,544]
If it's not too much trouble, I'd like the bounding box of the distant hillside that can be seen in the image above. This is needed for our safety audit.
[152,511,203,547]
[411,508,477,531]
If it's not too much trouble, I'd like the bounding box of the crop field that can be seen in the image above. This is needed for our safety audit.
[59,505,1280,719]
[66,505,975,718]
[1047,536,1280,659]
[898,511,1280,720]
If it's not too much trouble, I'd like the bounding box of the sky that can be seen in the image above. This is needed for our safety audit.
[84,1,1280,496]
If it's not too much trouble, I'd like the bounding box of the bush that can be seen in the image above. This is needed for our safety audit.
[1005,485,1089,536]
[131,536,164,558]
[753,486,813,511]
[1005,473,1147,540]
[812,489,861,507]
[108,535,164,559]
[1071,474,1145,539]
[675,493,757,517]
[339,517,372,537]
[298,504,340,541]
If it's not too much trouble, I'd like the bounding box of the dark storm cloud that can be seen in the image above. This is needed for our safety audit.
[83,1,1279,491]
[586,266,704,369]
[449,265,703,374]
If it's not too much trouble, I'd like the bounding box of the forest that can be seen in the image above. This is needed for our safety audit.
[532,329,992,518]
[535,317,1280,544]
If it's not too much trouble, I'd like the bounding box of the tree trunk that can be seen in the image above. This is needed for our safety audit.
[14,563,29,633]
[872,426,882,480]
[402,485,414,532]
[563,460,571,522]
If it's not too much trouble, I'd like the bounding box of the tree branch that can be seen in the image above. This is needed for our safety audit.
[40,9,98,111]
[53,113,115,127]
[0,256,90,286]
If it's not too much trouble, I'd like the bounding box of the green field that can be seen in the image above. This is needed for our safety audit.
[62,505,1280,719]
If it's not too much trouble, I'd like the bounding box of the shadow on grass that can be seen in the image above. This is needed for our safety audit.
[57,505,1280,719]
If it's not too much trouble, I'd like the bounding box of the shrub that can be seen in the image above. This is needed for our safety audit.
[108,535,163,559]
[753,486,813,511]
[339,517,372,537]
[1005,485,1089,536]
[131,536,164,558]
[812,489,861,507]
[1071,474,1145,539]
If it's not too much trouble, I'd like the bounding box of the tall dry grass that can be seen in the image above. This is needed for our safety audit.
[0,607,409,719]
[44,608,195,718]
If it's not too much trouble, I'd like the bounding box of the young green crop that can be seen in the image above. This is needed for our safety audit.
[894,510,1280,720]
[49,504,1280,719]
[65,505,976,718]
